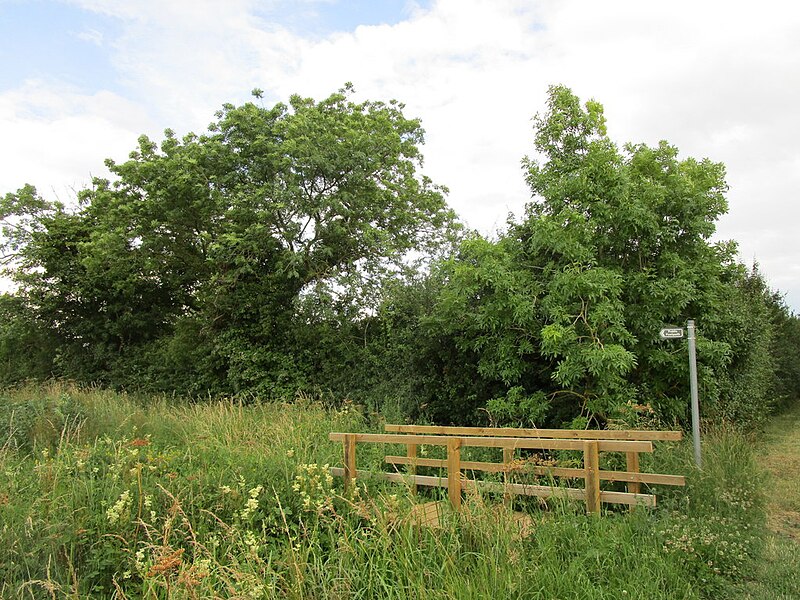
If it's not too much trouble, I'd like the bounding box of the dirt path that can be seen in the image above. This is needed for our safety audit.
[733,405,800,599]
[759,408,800,541]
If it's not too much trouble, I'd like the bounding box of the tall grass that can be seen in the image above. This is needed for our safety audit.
[0,383,770,598]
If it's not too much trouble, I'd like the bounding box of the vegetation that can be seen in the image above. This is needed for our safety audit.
[1,383,792,599]
[730,406,800,599]
[2,84,799,430]
[1,84,800,596]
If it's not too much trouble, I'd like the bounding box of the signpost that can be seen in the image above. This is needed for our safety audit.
[686,320,701,468]
[659,327,684,339]
[660,321,702,467]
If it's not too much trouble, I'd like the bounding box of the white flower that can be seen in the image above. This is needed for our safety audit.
[106,490,132,524]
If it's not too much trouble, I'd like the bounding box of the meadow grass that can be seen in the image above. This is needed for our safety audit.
[0,383,785,599]
[729,405,800,600]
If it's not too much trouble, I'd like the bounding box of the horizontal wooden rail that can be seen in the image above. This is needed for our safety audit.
[385,424,682,442]
[330,467,657,507]
[330,430,682,515]
[384,455,685,486]
[328,432,653,453]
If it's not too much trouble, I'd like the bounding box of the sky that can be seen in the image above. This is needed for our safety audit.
[1,0,799,311]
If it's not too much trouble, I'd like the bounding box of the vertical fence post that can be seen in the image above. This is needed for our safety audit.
[343,434,357,494]
[584,441,601,514]
[406,443,418,495]
[626,451,641,495]
[447,438,462,510]
[503,446,514,507]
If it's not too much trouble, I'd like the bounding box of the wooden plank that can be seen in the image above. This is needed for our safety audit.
[584,441,601,514]
[406,501,442,528]
[626,452,641,495]
[600,490,656,507]
[342,434,357,493]
[385,424,682,441]
[329,432,653,453]
[384,456,685,486]
[406,443,418,495]
[447,438,462,509]
[596,470,684,486]
[329,468,656,507]
[472,480,654,506]
[386,456,506,472]
[469,479,586,501]
[503,446,514,506]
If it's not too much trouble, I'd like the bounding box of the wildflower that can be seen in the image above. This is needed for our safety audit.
[286,449,295,458]
[244,530,261,555]
[106,490,132,525]
[239,485,263,519]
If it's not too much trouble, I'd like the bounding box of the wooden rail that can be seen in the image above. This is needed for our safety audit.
[384,424,683,441]
[329,432,654,453]
[385,424,683,501]
[328,428,685,514]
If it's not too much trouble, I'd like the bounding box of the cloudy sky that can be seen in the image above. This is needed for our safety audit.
[1,0,799,310]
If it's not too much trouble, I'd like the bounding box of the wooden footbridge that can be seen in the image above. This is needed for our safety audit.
[329,424,686,515]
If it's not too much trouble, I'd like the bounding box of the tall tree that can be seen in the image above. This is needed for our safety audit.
[1,87,453,393]
[416,86,748,427]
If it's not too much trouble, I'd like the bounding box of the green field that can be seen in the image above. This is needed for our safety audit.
[2,383,798,599]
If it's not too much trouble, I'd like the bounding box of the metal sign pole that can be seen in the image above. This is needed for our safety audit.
[687,320,702,468]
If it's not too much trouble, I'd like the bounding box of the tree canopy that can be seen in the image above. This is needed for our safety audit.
[1,87,453,396]
[1,84,798,429]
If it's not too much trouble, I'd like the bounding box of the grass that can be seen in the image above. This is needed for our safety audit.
[0,382,791,599]
[759,407,800,539]
[729,404,800,600]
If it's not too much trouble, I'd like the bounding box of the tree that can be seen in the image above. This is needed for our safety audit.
[1,86,453,394]
[411,85,750,428]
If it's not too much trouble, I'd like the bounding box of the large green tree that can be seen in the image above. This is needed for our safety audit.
[406,85,772,428]
[0,87,453,394]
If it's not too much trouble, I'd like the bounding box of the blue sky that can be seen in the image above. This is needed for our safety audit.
[258,0,432,36]
[0,1,123,90]
[1,0,799,310]
[0,0,431,98]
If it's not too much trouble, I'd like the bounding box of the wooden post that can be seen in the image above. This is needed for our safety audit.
[584,441,601,515]
[407,443,418,495]
[447,438,462,509]
[626,451,641,495]
[503,446,514,507]
[343,434,357,494]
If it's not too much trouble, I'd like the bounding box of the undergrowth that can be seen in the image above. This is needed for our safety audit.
[0,383,771,599]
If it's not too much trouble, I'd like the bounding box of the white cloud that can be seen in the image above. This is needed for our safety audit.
[3,0,800,308]
[0,80,153,200]
[76,27,104,45]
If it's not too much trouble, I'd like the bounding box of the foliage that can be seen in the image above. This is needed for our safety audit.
[0,384,787,599]
[0,87,453,396]
[1,84,799,430]
[377,85,800,429]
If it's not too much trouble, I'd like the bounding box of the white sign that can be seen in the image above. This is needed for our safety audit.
[659,328,684,339]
